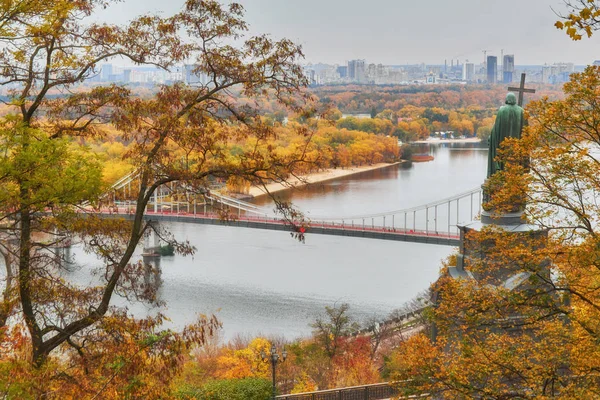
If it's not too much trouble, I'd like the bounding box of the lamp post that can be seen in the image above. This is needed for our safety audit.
[261,344,287,400]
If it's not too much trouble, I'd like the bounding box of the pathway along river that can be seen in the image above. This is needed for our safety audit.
[69,141,488,340]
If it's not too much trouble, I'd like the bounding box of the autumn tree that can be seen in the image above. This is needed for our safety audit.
[214,337,271,380]
[388,66,600,399]
[311,303,359,361]
[555,0,600,39]
[0,0,313,394]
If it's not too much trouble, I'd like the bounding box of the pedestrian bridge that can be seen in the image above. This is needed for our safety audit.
[103,171,483,247]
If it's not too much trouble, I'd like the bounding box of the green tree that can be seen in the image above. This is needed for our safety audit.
[177,378,272,400]
[310,303,359,360]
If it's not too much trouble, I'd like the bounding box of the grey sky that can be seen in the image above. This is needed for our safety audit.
[97,0,600,65]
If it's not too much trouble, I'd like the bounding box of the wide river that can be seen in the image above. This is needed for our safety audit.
[70,141,488,340]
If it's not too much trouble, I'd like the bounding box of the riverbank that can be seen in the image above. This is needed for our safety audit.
[248,162,403,198]
[412,137,482,144]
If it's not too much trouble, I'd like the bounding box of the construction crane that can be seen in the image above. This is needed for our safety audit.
[482,50,491,72]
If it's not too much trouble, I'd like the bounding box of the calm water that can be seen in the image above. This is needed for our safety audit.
[68,142,488,340]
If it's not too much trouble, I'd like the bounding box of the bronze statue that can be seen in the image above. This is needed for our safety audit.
[487,92,525,178]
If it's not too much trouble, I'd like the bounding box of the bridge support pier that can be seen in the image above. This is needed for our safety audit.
[143,221,161,255]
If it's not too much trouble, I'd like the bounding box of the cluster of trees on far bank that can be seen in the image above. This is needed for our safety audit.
[90,122,401,192]
[317,85,563,142]
[234,84,563,143]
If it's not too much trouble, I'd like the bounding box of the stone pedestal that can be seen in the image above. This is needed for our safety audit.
[449,209,548,289]
[429,208,550,344]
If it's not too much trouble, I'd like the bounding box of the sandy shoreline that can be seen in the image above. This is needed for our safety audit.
[248,162,402,198]
[412,137,482,144]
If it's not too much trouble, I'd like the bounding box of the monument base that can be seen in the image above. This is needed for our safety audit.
[449,210,547,285]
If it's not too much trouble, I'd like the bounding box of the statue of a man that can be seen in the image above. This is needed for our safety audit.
[487,92,525,178]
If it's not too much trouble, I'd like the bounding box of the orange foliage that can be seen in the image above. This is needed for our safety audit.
[388,66,600,399]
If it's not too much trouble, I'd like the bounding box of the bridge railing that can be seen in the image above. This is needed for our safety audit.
[306,187,482,238]
[354,306,428,337]
[136,209,460,240]
[103,169,482,239]
[276,382,427,400]
[199,187,482,238]
[306,218,459,239]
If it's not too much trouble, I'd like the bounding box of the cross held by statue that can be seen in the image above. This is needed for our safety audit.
[508,73,535,107]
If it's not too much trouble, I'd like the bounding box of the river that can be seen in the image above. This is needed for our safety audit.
[68,141,488,341]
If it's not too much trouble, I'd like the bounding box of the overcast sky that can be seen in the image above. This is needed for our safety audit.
[96,0,600,65]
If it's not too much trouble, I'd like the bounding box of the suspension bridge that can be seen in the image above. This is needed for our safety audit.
[98,170,483,247]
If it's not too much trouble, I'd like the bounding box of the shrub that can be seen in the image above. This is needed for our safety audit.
[177,378,272,400]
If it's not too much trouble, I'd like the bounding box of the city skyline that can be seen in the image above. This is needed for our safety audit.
[94,0,600,66]
[96,58,577,86]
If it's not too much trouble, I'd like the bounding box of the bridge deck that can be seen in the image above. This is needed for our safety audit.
[119,211,460,246]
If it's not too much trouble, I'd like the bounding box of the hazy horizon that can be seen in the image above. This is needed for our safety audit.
[94,0,600,66]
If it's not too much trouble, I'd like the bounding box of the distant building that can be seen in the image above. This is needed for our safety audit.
[551,71,572,84]
[542,66,552,84]
[348,60,357,80]
[462,63,475,81]
[184,64,210,85]
[425,72,436,84]
[503,54,514,83]
[543,62,575,84]
[337,65,348,78]
[347,59,366,83]
[487,56,498,84]
[101,63,113,81]
[304,68,317,85]
[123,69,131,83]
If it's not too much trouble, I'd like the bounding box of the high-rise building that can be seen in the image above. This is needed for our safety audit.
[347,60,357,80]
[303,68,317,85]
[462,63,475,81]
[101,63,113,81]
[487,56,498,84]
[123,69,131,83]
[347,59,366,83]
[337,65,348,78]
[542,65,552,84]
[503,54,515,83]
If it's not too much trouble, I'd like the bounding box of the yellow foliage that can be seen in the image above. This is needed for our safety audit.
[215,337,271,379]
[291,372,317,394]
